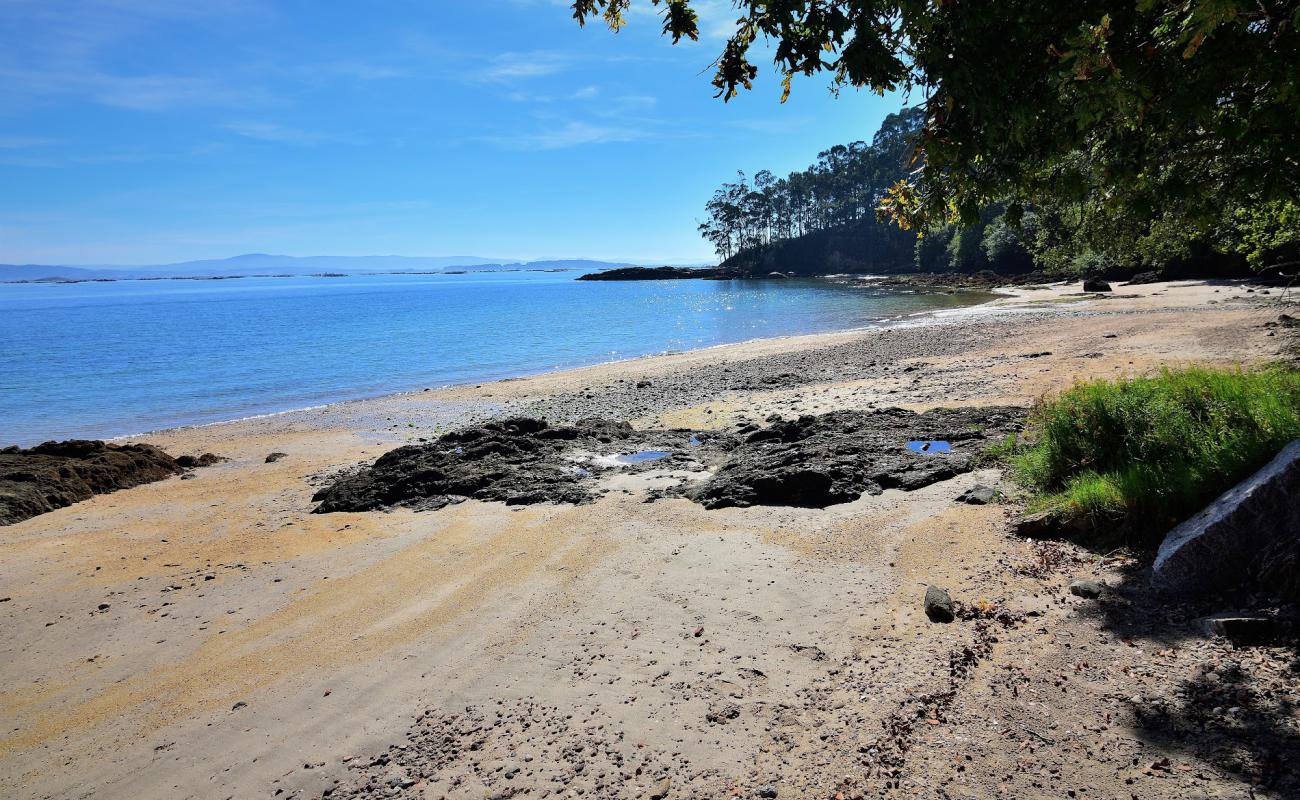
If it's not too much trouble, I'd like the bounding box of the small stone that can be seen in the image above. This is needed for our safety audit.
[1068,580,1103,599]
[97,603,110,611]
[265,452,288,463]
[924,585,955,623]
[957,485,996,505]
[650,776,671,799]
[231,701,247,711]
[706,703,741,724]
[758,786,778,798]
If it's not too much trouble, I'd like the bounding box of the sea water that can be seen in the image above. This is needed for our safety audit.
[0,271,991,445]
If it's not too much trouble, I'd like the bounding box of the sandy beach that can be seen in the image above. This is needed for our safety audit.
[3,280,1297,799]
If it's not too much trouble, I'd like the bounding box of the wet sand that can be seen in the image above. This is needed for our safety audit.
[1,280,1295,799]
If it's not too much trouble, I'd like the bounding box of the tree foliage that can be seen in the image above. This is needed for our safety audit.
[698,107,921,260]
[573,0,1300,269]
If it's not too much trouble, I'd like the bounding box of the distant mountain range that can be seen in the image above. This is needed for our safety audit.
[0,254,646,282]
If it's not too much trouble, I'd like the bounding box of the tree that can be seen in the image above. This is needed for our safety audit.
[573,0,1300,269]
[696,107,925,263]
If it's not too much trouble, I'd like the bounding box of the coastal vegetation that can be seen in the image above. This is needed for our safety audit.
[576,1,1300,279]
[1005,366,1300,547]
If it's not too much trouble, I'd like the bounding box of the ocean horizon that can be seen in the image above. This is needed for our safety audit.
[0,271,992,446]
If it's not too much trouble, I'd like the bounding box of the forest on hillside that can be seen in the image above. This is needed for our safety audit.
[700,107,1296,279]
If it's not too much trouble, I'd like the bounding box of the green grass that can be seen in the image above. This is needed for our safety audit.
[1006,366,1300,548]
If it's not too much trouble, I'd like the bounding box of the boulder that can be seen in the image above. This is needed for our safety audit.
[1198,614,1286,647]
[1068,579,1103,599]
[1124,271,1162,286]
[924,585,955,623]
[1082,278,1113,293]
[957,485,997,505]
[1151,440,1300,596]
[265,452,288,463]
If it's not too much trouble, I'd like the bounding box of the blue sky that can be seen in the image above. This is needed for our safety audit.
[0,1,905,265]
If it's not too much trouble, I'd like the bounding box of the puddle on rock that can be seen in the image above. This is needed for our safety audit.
[615,450,674,465]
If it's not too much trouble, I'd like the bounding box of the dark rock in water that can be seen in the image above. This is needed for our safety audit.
[265,452,288,463]
[957,485,997,505]
[1124,271,1162,285]
[176,453,227,469]
[577,266,726,281]
[1068,579,1103,599]
[311,417,699,514]
[0,440,182,526]
[924,585,955,623]
[767,271,788,279]
[688,406,1022,509]
[1083,278,1113,292]
[1152,440,1300,598]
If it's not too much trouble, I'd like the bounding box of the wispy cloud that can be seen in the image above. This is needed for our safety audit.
[485,120,648,150]
[0,135,63,149]
[482,50,574,81]
[225,121,327,145]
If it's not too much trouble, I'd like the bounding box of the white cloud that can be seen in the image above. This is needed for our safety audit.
[225,121,326,145]
[486,120,646,150]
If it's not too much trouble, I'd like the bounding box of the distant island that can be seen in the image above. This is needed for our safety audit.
[0,254,648,283]
[577,266,728,281]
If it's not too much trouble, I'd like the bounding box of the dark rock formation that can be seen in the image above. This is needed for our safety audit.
[686,406,1022,509]
[312,417,710,514]
[1083,278,1113,292]
[1124,271,1162,285]
[0,440,182,526]
[265,452,288,463]
[1152,440,1300,599]
[576,266,726,281]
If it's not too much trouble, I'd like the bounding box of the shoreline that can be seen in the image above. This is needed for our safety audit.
[2,278,1295,800]
[98,284,1014,448]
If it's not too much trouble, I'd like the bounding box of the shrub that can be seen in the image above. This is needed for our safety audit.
[1010,366,1300,548]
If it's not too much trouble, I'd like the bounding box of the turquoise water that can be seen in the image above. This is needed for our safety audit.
[0,271,989,445]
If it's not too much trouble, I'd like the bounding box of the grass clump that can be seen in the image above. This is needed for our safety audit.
[1010,366,1300,548]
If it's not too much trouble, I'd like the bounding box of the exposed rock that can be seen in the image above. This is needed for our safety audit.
[767,271,788,279]
[1124,271,1162,285]
[1152,440,1300,597]
[576,266,726,281]
[312,417,715,514]
[1199,614,1289,647]
[265,452,288,463]
[688,406,1022,509]
[1083,278,1113,292]
[0,440,182,526]
[176,452,227,468]
[957,485,997,505]
[925,585,955,623]
[1068,579,1104,599]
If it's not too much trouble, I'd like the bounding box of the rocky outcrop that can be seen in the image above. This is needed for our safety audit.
[1151,440,1300,598]
[576,266,727,281]
[0,440,183,526]
[1082,278,1113,292]
[687,406,1022,509]
[312,417,711,514]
